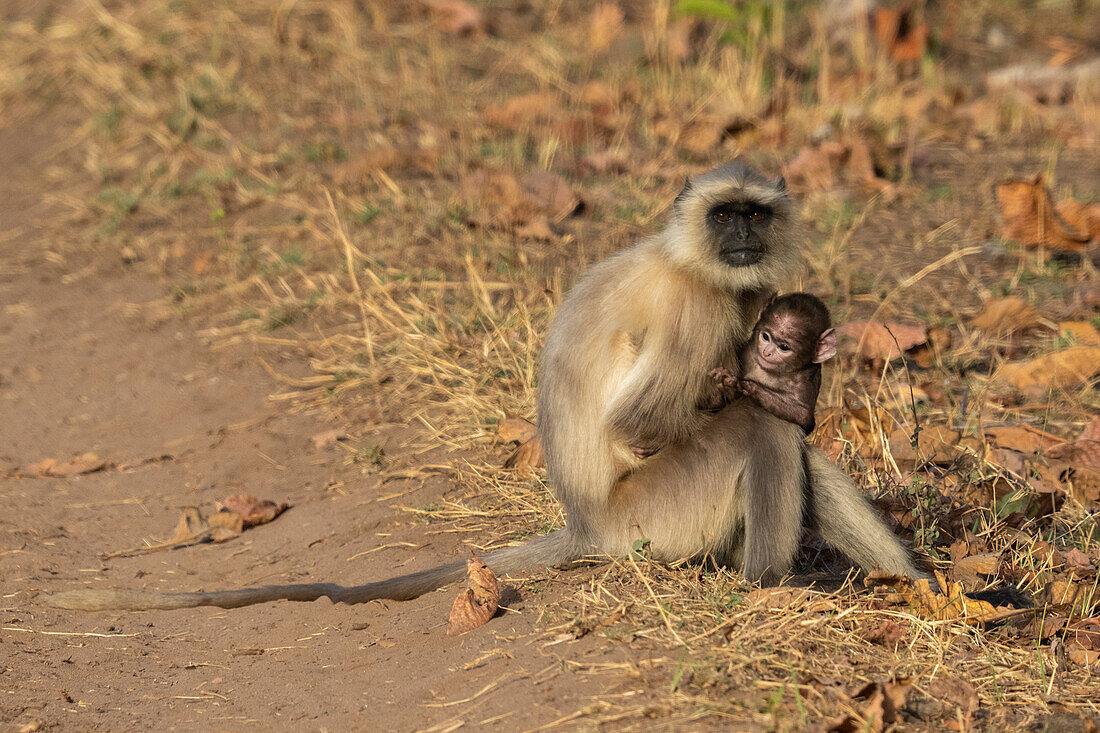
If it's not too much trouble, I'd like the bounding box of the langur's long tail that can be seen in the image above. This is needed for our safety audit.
[803,447,925,579]
[45,530,581,612]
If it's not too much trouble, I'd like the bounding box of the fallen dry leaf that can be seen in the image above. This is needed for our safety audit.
[786,139,892,194]
[664,17,696,64]
[887,425,963,466]
[216,494,289,528]
[678,119,725,155]
[785,144,835,191]
[995,175,1091,251]
[837,321,928,363]
[866,572,1012,624]
[497,416,538,444]
[1062,547,1096,574]
[336,146,439,182]
[951,553,999,589]
[484,93,557,130]
[984,425,1065,453]
[874,2,926,64]
[460,167,583,232]
[990,346,1100,396]
[521,171,583,221]
[925,677,979,718]
[1040,579,1097,615]
[1068,647,1100,666]
[498,416,544,472]
[1055,199,1100,243]
[862,618,909,648]
[447,556,501,635]
[504,436,545,474]
[828,678,912,732]
[1046,417,1100,471]
[1059,321,1100,345]
[170,506,238,545]
[1067,618,1100,650]
[970,296,1045,336]
[23,453,109,478]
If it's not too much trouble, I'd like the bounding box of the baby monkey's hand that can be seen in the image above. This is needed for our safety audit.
[708,367,740,392]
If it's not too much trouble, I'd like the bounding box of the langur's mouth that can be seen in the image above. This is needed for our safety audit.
[719,247,764,267]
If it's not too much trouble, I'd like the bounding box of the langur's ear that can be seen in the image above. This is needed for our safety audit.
[814,328,837,363]
[773,176,787,193]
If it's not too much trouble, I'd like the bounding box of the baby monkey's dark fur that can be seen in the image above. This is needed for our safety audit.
[711,293,836,434]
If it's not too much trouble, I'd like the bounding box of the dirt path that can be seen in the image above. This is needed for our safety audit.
[0,124,642,732]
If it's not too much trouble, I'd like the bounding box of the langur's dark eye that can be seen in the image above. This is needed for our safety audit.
[714,211,731,223]
[778,343,790,353]
[760,331,770,342]
[748,209,766,222]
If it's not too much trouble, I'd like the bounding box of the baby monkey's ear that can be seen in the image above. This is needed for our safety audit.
[814,328,837,363]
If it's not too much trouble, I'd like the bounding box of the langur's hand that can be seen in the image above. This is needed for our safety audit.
[708,367,740,392]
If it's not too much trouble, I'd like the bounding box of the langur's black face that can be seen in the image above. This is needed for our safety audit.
[706,200,774,267]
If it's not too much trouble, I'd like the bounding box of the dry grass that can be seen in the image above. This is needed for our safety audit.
[5,0,1099,727]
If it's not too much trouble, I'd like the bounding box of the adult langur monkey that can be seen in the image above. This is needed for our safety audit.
[47,162,920,612]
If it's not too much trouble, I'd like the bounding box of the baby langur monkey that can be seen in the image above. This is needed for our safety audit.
[710,293,836,434]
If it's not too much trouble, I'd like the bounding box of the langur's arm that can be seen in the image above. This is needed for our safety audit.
[739,378,815,433]
[606,301,720,447]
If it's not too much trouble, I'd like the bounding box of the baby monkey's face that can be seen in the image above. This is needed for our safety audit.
[751,304,837,374]
[754,314,814,373]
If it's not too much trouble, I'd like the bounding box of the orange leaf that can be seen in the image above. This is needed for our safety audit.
[447,557,501,635]
[24,453,108,478]
[970,296,1044,336]
[497,416,537,444]
[867,573,1012,624]
[984,425,1065,453]
[995,175,1090,251]
[504,436,545,475]
[484,93,557,130]
[1058,321,1100,345]
[1055,199,1100,243]
[990,346,1100,396]
[874,2,926,63]
[837,321,927,362]
[216,494,289,528]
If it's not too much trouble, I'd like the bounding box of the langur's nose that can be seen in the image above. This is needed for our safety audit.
[735,220,750,241]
